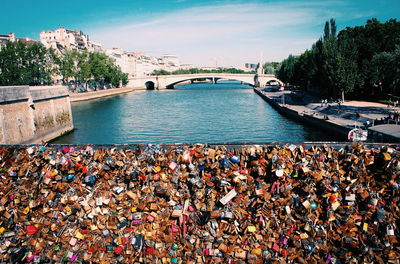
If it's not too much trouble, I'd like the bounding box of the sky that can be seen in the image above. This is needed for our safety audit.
[1,0,399,67]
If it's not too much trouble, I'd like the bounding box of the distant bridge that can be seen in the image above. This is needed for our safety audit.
[128,73,282,90]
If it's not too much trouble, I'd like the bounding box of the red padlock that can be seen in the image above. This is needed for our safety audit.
[26,225,38,236]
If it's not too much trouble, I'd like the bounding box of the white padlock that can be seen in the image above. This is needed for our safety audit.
[387,225,395,236]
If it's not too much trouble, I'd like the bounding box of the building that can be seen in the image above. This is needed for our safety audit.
[0,33,38,50]
[105,51,184,77]
[161,54,180,69]
[1,33,39,46]
[88,40,102,52]
[180,64,194,70]
[40,27,186,77]
[18,38,38,45]
[132,53,161,77]
[40,27,90,52]
[105,48,136,77]
[0,33,15,44]
[245,63,258,71]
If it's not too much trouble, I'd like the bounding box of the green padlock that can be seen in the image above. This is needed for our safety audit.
[107,245,114,252]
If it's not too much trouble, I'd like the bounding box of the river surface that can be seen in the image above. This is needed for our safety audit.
[53,81,340,144]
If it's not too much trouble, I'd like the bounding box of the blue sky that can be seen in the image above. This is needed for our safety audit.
[1,0,399,66]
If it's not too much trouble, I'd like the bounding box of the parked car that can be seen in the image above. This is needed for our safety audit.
[266,80,280,86]
[263,85,284,92]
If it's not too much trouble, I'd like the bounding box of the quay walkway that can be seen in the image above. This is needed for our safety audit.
[254,88,400,142]
[69,87,136,102]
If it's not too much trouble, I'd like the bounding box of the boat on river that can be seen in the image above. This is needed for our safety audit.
[348,128,368,142]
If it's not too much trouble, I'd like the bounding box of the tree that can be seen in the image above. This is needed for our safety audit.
[77,51,92,91]
[372,45,400,96]
[59,50,79,85]
[337,18,400,98]
[0,41,55,86]
[0,40,128,89]
[277,55,297,84]
[150,67,248,75]
[121,72,128,86]
[88,52,110,90]
[263,62,281,75]
[276,18,399,99]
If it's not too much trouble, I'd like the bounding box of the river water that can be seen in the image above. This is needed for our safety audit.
[53,81,340,144]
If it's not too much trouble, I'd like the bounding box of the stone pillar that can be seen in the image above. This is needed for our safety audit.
[0,109,6,144]
[254,74,260,87]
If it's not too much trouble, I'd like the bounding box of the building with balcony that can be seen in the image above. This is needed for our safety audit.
[88,40,102,52]
[40,27,90,53]
[0,33,15,44]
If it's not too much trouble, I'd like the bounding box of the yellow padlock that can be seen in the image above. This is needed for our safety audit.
[251,248,262,256]
[75,231,85,240]
[65,205,72,215]
[247,226,256,232]
[23,206,30,215]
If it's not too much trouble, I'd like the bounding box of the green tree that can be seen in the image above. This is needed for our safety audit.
[372,45,400,96]
[121,72,128,86]
[58,50,79,84]
[151,67,248,75]
[77,51,92,91]
[0,41,55,86]
[263,62,281,75]
[277,55,297,83]
[342,18,400,98]
[88,52,109,90]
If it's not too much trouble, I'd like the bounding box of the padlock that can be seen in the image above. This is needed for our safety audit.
[387,225,395,236]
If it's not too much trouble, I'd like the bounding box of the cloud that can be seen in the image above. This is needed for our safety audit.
[91,1,363,66]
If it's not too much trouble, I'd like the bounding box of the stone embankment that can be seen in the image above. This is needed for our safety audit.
[70,87,138,102]
[254,88,400,142]
[0,86,73,144]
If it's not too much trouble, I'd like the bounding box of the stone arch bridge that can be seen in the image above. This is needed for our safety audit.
[128,73,282,90]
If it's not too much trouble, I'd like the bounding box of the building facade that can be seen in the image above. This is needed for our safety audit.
[245,63,258,71]
[0,33,15,44]
[40,27,89,52]
[105,50,185,77]
[88,40,102,52]
[161,54,180,69]
[105,48,136,77]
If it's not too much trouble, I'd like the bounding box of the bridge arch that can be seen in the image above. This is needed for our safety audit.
[145,81,155,90]
[129,73,283,90]
[165,76,255,89]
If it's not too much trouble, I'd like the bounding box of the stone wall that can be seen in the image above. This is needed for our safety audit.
[0,86,73,144]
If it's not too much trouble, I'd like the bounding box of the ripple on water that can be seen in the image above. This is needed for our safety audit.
[53,82,341,144]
